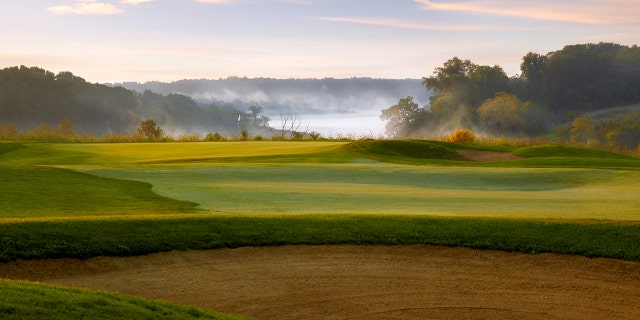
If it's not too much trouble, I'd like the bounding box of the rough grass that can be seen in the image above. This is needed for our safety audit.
[0,279,252,320]
[0,166,197,218]
[346,139,640,168]
[1,215,639,262]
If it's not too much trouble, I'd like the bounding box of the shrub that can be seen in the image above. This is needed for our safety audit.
[240,129,249,141]
[309,131,322,141]
[448,129,476,144]
[204,132,225,142]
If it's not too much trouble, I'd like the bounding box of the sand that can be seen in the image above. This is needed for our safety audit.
[2,245,640,319]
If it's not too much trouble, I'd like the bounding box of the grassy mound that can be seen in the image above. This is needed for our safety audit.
[0,166,197,219]
[0,279,251,320]
[513,145,637,159]
[345,140,465,163]
[345,140,640,168]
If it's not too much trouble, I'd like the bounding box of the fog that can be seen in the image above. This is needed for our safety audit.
[118,78,431,137]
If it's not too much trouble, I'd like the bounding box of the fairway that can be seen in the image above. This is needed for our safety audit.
[82,164,639,220]
[1,141,639,221]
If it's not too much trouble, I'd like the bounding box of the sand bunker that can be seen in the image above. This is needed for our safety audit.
[2,245,639,320]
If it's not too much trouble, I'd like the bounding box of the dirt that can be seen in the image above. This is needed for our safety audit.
[457,149,524,161]
[2,245,640,319]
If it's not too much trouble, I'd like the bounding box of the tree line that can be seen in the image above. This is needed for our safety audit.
[0,66,272,140]
[381,42,640,151]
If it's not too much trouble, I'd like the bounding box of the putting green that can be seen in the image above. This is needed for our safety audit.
[81,164,640,220]
[2,141,639,221]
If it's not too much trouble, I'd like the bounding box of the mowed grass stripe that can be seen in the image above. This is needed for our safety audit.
[82,165,640,220]
[0,141,349,165]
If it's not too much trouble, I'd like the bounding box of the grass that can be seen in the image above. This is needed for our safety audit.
[347,140,640,168]
[1,140,640,318]
[0,279,252,320]
[0,166,197,218]
[1,215,639,262]
[80,165,640,220]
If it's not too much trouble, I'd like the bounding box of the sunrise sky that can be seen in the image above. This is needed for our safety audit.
[2,0,639,82]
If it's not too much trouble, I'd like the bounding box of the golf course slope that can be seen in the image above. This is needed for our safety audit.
[1,140,640,319]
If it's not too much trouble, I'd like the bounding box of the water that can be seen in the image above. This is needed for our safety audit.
[267,112,385,138]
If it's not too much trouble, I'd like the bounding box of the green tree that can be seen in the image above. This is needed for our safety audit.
[247,105,270,128]
[380,96,424,137]
[478,92,527,134]
[137,119,164,141]
[468,65,509,107]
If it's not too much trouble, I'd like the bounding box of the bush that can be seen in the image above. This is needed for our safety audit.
[204,132,225,142]
[448,129,476,144]
[309,131,322,141]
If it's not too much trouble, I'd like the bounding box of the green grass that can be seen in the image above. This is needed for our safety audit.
[1,215,639,262]
[81,165,640,220]
[0,279,252,320]
[2,140,640,319]
[0,166,197,218]
[347,139,640,168]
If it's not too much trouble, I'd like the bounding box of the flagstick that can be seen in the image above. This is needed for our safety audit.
[237,113,241,137]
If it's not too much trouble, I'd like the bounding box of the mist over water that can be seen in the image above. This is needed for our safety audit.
[118,78,430,137]
[268,112,385,137]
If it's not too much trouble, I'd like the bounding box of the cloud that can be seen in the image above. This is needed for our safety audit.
[194,0,250,4]
[414,0,640,25]
[47,0,156,15]
[47,0,123,15]
[120,0,156,5]
[319,17,507,31]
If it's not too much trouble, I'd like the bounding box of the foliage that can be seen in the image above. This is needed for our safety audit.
[204,132,226,141]
[137,119,164,141]
[380,96,426,137]
[240,129,249,141]
[309,131,322,140]
[0,66,267,137]
[448,129,476,144]
[380,43,640,149]
[477,92,550,136]
[0,279,251,320]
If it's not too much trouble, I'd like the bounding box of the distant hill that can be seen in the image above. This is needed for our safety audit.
[113,77,431,118]
[0,66,245,136]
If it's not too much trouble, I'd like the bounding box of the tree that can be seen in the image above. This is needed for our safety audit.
[423,57,477,99]
[380,96,424,137]
[520,52,548,100]
[247,105,270,128]
[468,65,509,107]
[478,92,527,134]
[137,119,164,141]
[58,117,75,138]
[570,116,594,145]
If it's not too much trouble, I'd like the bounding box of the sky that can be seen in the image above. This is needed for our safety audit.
[1,0,639,83]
